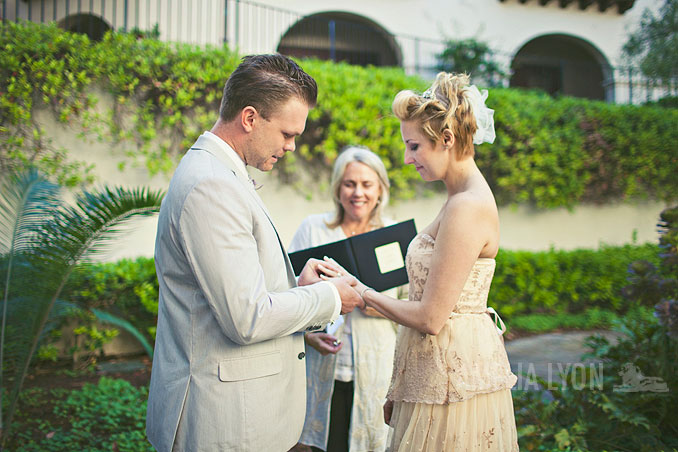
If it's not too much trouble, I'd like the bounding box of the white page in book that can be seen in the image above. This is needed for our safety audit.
[374,241,404,274]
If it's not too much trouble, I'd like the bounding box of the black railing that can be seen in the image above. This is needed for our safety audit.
[1,0,229,44]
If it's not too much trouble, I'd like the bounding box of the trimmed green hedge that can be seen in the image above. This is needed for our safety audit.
[59,243,660,344]
[492,244,660,317]
[2,21,677,207]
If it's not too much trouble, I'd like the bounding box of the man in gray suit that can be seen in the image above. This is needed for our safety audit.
[146,54,364,452]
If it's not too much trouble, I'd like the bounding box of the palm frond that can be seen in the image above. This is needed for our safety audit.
[0,169,60,255]
[34,186,165,268]
[91,308,154,358]
[1,295,67,376]
[0,169,60,438]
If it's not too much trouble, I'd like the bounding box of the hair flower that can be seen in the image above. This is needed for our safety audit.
[466,85,496,145]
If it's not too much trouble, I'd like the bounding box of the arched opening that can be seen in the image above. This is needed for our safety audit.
[510,34,613,101]
[58,13,110,41]
[277,12,401,67]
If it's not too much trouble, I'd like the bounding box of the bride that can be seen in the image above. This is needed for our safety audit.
[320,72,519,451]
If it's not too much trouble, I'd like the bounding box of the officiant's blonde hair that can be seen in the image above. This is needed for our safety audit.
[326,146,390,230]
[392,72,477,158]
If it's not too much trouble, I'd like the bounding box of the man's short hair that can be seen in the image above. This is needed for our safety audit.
[219,54,318,122]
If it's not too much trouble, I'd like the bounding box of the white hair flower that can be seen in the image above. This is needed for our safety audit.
[466,85,496,145]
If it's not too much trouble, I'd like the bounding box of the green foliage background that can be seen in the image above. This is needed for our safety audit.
[10,378,153,451]
[515,205,678,451]
[1,21,677,207]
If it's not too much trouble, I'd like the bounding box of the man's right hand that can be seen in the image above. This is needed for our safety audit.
[330,275,364,314]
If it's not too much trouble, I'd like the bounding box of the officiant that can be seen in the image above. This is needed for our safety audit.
[288,146,406,452]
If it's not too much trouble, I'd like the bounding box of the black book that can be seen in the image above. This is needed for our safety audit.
[288,219,417,292]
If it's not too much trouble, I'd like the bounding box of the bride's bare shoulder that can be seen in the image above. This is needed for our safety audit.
[441,191,499,243]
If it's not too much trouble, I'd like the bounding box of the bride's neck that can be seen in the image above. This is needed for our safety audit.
[443,158,478,196]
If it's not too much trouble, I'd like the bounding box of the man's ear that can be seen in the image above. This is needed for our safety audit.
[442,129,455,150]
[240,106,258,133]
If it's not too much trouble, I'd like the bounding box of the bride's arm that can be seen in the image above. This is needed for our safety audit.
[356,198,491,335]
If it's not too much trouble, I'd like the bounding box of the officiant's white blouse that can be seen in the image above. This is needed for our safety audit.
[289,212,401,452]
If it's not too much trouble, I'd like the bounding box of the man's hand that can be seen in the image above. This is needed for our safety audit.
[298,258,326,286]
[304,332,343,355]
[329,275,363,314]
[383,400,394,425]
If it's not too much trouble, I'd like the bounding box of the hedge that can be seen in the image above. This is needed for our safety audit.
[492,243,659,317]
[1,21,677,207]
[59,243,660,345]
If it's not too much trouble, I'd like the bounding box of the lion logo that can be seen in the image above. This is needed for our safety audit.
[613,363,669,393]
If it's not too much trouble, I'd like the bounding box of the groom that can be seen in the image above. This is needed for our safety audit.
[146,54,363,452]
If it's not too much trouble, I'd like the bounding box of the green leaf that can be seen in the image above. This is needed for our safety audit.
[91,308,153,358]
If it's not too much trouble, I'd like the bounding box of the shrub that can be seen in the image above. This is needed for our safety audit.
[492,244,660,318]
[645,96,678,109]
[64,257,159,340]
[436,38,506,86]
[508,306,653,334]
[10,378,153,452]
[515,312,678,451]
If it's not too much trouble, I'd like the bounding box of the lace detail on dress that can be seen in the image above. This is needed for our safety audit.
[386,233,517,405]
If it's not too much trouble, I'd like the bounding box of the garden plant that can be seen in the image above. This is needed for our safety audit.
[515,206,678,451]
[0,169,163,446]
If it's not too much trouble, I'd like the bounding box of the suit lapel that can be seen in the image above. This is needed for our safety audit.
[190,137,297,287]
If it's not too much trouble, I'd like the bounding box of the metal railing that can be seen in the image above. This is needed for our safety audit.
[1,0,229,44]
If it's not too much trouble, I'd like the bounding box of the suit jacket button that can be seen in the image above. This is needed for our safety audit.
[298,352,305,360]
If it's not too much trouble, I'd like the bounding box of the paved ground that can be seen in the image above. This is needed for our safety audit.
[505,330,621,390]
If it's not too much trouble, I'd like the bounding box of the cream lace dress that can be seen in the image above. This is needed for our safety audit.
[386,233,519,451]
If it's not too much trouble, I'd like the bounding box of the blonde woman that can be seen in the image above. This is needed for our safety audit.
[289,147,403,452]
[319,74,518,451]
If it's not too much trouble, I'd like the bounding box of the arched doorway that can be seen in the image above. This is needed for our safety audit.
[510,34,613,101]
[58,14,110,41]
[277,12,401,67]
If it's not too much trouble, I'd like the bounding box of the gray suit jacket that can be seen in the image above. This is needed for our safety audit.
[146,134,338,452]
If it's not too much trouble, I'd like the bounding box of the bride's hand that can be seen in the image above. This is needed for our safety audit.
[318,257,369,295]
[316,256,349,278]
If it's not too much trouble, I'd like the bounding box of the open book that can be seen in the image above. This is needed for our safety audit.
[288,219,417,292]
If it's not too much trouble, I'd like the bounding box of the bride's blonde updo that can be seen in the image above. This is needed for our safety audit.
[392,72,478,158]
